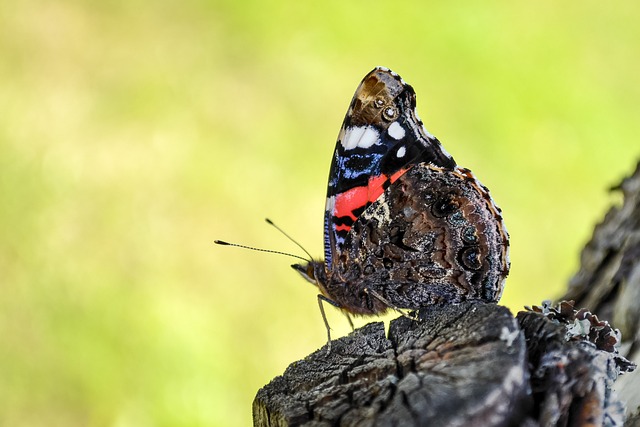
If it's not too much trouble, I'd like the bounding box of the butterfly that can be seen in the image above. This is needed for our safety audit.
[292,67,510,338]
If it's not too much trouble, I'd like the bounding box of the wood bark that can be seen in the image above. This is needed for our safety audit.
[560,161,640,425]
[254,161,640,426]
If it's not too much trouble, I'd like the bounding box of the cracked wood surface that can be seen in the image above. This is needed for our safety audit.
[253,302,531,426]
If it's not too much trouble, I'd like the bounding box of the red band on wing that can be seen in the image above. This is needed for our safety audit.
[334,185,368,222]
[333,167,409,224]
[388,168,407,184]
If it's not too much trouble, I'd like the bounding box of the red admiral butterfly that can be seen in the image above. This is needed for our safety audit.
[292,67,510,330]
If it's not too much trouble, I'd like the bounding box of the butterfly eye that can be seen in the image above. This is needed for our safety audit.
[383,106,398,121]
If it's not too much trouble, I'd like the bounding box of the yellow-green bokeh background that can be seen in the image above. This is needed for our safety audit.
[2,1,639,426]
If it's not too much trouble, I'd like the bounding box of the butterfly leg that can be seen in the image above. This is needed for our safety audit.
[344,312,355,331]
[317,294,342,353]
[363,288,420,322]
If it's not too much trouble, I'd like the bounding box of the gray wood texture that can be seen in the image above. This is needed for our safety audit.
[254,162,640,426]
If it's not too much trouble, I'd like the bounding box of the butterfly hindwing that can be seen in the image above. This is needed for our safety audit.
[321,164,509,314]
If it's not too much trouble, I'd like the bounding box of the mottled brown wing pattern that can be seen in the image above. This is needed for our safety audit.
[321,163,510,315]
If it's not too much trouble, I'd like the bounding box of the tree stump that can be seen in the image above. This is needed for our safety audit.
[254,161,640,426]
[254,303,531,426]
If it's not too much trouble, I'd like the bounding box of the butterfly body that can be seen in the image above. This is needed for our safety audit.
[294,67,510,318]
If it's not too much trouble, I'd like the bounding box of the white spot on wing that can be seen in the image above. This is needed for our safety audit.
[388,121,406,140]
[396,145,406,158]
[341,126,380,150]
[361,192,391,224]
[325,195,335,214]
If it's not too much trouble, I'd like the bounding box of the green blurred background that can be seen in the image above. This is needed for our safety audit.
[1,1,639,426]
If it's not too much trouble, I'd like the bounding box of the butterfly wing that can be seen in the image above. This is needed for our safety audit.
[323,164,509,314]
[323,67,457,271]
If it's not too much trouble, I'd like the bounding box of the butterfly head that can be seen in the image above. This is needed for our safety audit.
[292,261,329,290]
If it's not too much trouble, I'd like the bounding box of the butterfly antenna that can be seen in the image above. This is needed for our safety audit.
[265,218,314,261]
[214,240,309,262]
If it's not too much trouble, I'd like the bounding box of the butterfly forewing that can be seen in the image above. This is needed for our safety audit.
[323,67,456,270]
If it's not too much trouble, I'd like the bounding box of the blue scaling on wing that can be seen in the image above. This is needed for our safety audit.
[328,145,388,196]
[319,67,458,274]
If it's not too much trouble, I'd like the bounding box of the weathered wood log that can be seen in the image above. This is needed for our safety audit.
[254,300,633,426]
[254,302,532,426]
[562,161,640,346]
[517,301,634,426]
[559,161,640,424]
[254,161,640,426]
